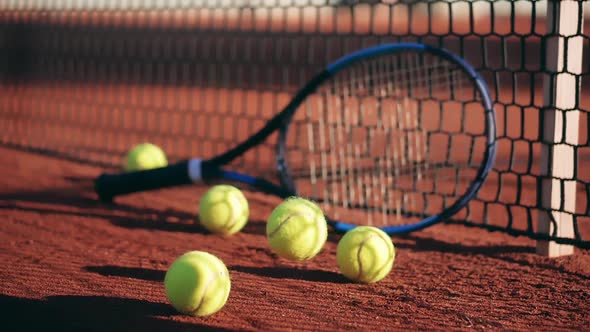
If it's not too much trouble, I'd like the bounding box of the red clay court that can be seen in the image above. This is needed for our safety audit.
[1,146,589,330]
[1,1,590,331]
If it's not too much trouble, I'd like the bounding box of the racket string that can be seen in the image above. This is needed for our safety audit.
[287,51,487,226]
[330,57,475,103]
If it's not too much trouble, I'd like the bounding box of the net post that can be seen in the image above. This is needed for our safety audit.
[537,0,584,257]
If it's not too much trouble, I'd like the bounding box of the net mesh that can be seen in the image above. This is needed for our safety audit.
[0,0,588,248]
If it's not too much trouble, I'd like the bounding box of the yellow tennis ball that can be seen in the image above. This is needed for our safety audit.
[266,197,328,261]
[124,143,168,172]
[198,185,249,235]
[164,251,231,317]
[336,226,396,283]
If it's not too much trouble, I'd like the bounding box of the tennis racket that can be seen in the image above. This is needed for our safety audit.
[95,42,497,235]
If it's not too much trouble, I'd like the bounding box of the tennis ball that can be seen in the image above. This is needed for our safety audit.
[336,226,395,283]
[266,197,328,261]
[124,143,168,172]
[198,185,249,235]
[164,251,231,317]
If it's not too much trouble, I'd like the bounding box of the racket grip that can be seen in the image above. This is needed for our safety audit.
[95,160,192,202]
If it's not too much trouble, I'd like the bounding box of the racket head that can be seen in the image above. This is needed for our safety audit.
[276,43,496,234]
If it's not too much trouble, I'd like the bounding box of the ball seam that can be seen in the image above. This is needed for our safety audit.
[355,232,395,282]
[190,270,226,316]
[222,191,241,231]
[267,211,313,238]
[355,234,375,281]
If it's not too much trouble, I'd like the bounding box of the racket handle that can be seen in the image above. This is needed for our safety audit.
[95,160,194,202]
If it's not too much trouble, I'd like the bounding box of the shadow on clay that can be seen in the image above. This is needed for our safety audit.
[0,175,206,234]
[394,234,590,279]
[230,265,349,284]
[84,265,165,282]
[0,294,233,331]
[238,219,267,236]
[394,235,534,255]
[84,263,353,285]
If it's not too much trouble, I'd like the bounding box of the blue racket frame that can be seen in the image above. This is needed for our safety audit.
[95,42,497,235]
